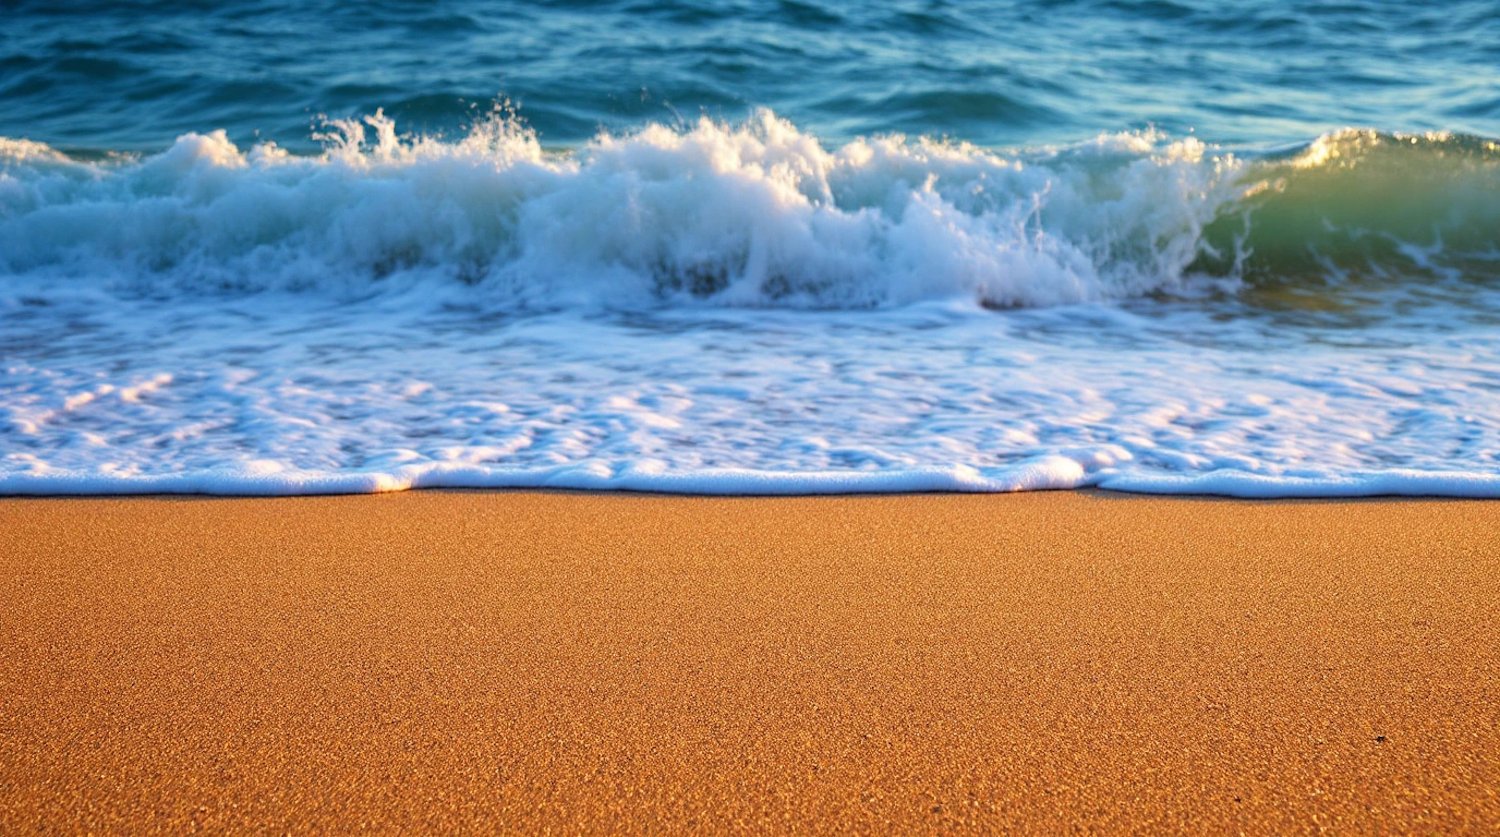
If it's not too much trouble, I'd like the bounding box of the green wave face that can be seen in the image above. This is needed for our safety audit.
[1196,130,1500,303]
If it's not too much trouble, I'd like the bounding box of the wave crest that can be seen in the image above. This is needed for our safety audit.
[1195,129,1500,294]
[2,115,1496,309]
[0,110,1232,308]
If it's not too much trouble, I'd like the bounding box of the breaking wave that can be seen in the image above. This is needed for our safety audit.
[2,111,1497,310]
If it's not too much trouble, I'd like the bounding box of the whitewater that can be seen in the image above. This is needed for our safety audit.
[3,110,1499,497]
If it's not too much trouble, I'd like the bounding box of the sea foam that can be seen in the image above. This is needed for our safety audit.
[1,110,1239,309]
[3,114,1500,497]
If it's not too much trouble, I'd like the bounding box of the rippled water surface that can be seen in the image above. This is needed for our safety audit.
[6,0,1498,151]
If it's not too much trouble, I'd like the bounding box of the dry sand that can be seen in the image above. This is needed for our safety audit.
[1,490,1497,834]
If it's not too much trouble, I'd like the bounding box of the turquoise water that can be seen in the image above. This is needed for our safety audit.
[5,0,1498,152]
[4,1,1500,497]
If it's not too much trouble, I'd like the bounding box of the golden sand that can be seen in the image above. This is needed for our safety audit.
[1,491,1497,834]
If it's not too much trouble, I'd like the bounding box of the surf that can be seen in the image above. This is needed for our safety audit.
[5,111,1495,314]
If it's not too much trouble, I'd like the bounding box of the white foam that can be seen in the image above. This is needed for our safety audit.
[4,292,1499,497]
[0,110,1238,309]
[4,116,1500,498]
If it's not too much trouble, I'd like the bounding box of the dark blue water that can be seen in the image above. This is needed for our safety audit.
[5,0,1498,153]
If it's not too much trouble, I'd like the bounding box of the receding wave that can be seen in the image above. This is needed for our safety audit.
[2,112,1496,309]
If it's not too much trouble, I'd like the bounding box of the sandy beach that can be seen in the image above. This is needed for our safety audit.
[1,491,1496,834]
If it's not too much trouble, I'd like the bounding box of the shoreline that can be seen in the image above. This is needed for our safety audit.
[3,491,1497,833]
[7,484,1500,500]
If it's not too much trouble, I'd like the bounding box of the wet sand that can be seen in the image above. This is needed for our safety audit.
[1,491,1497,834]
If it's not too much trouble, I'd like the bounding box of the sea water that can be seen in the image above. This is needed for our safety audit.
[3,0,1499,496]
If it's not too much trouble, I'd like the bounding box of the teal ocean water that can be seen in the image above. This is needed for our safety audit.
[5,0,1498,152]
[3,1,1500,496]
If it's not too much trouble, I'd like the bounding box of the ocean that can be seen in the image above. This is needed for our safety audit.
[3,0,1499,496]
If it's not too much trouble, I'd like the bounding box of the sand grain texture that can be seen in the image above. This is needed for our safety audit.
[1,491,1497,834]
